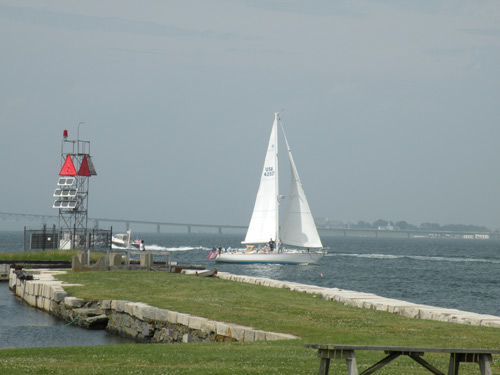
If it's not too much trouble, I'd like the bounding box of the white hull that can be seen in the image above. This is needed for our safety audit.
[215,251,324,265]
[112,240,140,250]
[112,231,140,249]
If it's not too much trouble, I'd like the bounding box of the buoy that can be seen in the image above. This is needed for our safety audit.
[320,273,323,277]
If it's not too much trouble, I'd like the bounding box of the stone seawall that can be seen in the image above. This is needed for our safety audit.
[10,267,500,346]
[8,269,298,343]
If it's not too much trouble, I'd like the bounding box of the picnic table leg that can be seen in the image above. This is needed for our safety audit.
[345,350,358,375]
[478,354,492,375]
[448,353,460,375]
[317,349,358,375]
[344,350,358,375]
[318,357,330,375]
[319,350,358,375]
[448,352,493,375]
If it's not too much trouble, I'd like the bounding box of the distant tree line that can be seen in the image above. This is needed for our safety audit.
[352,219,489,233]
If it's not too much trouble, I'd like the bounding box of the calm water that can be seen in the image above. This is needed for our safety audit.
[0,282,132,348]
[1,230,499,347]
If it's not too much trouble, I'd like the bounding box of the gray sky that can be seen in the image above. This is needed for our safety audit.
[1,0,500,230]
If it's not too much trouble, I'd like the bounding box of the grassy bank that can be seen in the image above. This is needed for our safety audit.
[0,249,77,261]
[0,250,101,262]
[1,270,500,374]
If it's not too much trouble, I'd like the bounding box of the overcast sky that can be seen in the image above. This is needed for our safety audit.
[1,0,500,231]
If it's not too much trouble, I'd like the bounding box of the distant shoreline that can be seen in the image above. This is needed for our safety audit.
[317,227,499,239]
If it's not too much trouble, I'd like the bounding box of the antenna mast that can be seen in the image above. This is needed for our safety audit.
[52,125,97,249]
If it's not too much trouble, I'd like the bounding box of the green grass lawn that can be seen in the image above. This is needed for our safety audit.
[1,270,500,374]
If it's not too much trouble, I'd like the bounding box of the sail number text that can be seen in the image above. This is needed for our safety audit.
[264,167,275,177]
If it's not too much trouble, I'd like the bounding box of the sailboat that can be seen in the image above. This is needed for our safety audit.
[216,113,325,265]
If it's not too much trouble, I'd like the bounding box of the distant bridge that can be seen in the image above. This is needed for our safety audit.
[0,211,496,238]
[91,217,247,234]
[0,211,246,234]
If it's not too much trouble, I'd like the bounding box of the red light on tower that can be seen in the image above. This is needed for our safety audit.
[63,130,68,138]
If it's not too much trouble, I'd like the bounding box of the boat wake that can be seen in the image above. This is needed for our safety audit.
[145,245,211,252]
[111,244,211,252]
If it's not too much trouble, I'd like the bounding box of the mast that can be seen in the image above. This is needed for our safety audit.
[274,112,280,244]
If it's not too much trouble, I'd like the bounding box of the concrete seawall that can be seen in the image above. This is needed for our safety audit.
[8,269,298,343]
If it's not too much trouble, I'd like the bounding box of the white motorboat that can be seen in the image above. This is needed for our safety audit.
[112,230,141,249]
[215,113,325,265]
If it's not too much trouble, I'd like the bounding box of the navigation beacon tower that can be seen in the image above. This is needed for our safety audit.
[52,126,97,249]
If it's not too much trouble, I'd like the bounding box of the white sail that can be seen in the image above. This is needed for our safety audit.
[217,113,324,265]
[279,126,323,248]
[242,114,279,244]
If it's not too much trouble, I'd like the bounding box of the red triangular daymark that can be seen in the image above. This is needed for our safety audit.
[59,155,77,176]
[78,155,91,176]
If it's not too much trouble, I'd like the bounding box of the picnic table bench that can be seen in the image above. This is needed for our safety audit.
[304,344,500,375]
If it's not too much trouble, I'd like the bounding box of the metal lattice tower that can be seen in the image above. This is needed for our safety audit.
[52,126,96,249]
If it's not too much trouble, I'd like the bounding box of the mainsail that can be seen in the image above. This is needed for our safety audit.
[242,114,279,244]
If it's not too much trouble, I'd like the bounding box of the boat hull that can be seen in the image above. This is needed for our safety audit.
[215,251,324,265]
[112,242,140,250]
[112,237,140,250]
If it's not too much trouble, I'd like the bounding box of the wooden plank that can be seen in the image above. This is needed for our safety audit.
[319,349,354,360]
[305,344,500,355]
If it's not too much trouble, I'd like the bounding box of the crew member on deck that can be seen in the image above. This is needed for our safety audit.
[268,238,275,252]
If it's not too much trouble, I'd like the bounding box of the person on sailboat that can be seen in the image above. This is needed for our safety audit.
[268,238,275,252]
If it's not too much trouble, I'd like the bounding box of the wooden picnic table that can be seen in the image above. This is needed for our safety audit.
[304,344,500,375]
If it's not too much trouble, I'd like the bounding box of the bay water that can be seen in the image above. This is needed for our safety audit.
[1,230,499,348]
